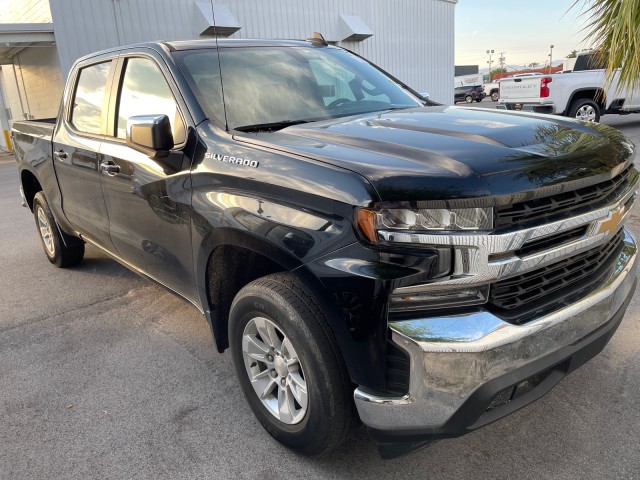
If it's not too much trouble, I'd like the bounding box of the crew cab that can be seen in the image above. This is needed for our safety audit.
[12,38,638,458]
[497,51,640,122]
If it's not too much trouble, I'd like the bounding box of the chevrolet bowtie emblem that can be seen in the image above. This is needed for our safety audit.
[596,208,625,237]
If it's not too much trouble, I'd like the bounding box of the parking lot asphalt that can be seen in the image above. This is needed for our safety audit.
[1,109,640,479]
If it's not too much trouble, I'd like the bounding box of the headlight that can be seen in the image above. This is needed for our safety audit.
[356,207,493,243]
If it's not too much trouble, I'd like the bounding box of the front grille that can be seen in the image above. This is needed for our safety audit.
[495,166,635,231]
[515,225,588,258]
[488,230,625,324]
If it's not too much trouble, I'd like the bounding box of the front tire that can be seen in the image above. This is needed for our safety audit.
[568,98,601,122]
[465,95,473,103]
[33,192,84,267]
[491,91,499,101]
[229,273,354,455]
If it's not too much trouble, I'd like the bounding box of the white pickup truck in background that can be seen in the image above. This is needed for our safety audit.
[497,52,640,122]
[483,80,500,101]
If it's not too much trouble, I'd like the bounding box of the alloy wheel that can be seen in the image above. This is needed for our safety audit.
[575,105,597,122]
[242,316,308,424]
[36,206,55,256]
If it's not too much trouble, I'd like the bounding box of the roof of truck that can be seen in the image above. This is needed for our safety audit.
[163,38,315,50]
[73,38,330,65]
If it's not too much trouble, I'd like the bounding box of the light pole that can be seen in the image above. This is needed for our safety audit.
[548,44,554,73]
[486,49,494,80]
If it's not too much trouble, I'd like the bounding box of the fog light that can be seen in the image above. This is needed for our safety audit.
[389,285,489,312]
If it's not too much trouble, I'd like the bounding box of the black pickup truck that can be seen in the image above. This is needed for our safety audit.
[12,38,638,458]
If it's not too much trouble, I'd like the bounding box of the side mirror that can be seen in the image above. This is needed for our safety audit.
[420,91,430,99]
[126,115,174,159]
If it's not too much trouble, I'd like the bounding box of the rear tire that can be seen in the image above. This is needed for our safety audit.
[465,95,473,103]
[229,273,354,455]
[33,192,84,267]
[568,98,601,122]
[475,98,483,102]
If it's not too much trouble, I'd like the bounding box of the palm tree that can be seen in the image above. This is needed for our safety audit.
[573,0,640,92]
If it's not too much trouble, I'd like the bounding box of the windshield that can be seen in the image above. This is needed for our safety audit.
[175,46,422,131]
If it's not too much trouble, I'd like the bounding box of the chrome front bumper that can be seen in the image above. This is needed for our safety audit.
[355,229,637,433]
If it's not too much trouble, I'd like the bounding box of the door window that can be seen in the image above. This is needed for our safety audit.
[71,61,112,135]
[116,57,185,143]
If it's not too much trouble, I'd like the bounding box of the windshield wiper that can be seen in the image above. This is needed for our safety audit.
[234,119,311,133]
[386,105,416,111]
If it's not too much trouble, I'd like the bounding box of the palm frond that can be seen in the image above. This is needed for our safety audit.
[572,0,640,95]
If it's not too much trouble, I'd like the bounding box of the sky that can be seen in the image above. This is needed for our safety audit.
[456,0,593,70]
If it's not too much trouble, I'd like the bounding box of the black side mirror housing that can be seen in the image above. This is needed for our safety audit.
[126,115,174,159]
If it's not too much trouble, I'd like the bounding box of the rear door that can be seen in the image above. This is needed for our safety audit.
[52,56,117,248]
[622,90,640,110]
[615,71,640,110]
[98,50,198,302]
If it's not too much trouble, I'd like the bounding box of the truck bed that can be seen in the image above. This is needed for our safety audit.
[12,119,56,142]
[12,119,57,205]
[12,119,56,163]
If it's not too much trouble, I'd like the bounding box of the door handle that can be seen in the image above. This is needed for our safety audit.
[53,150,68,160]
[100,161,120,174]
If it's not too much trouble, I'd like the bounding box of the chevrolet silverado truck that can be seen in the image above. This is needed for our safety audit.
[497,51,640,122]
[12,38,639,458]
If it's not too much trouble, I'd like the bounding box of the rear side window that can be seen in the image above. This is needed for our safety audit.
[71,61,112,135]
[115,57,185,144]
[573,53,606,72]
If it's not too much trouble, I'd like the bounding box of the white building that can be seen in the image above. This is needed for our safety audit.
[0,0,456,148]
[454,74,483,87]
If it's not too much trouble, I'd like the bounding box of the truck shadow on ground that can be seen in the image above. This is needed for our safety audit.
[69,247,144,280]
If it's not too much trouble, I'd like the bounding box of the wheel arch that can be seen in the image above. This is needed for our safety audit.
[195,229,393,391]
[20,168,43,211]
[564,88,606,115]
[196,228,311,353]
[22,169,83,248]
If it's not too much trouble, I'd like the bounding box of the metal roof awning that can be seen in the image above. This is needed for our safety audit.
[193,2,241,37]
[338,14,373,42]
[0,23,55,65]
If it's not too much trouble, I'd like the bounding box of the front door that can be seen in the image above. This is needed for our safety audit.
[99,54,197,302]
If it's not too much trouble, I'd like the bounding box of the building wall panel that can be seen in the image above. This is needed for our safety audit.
[49,0,455,103]
[50,0,196,74]
[225,0,455,102]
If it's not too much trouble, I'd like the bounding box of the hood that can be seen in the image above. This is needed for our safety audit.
[234,106,634,204]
